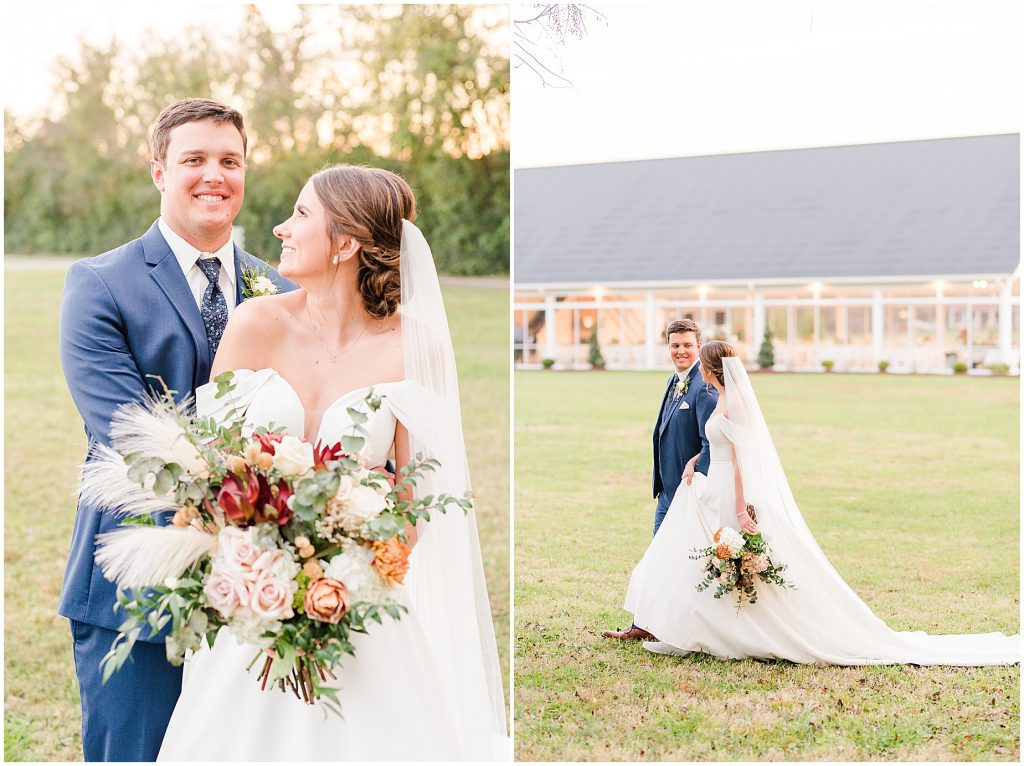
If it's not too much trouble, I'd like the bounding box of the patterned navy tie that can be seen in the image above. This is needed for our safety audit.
[196,256,228,357]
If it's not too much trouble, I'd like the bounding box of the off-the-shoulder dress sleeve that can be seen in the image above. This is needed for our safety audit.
[194,368,278,421]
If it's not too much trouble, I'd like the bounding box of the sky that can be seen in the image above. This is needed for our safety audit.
[512,0,1021,167]
[2,3,308,121]
[3,1,1019,166]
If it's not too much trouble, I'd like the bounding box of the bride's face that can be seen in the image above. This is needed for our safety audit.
[273,182,336,280]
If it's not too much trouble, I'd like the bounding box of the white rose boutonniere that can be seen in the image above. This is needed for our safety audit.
[241,262,279,298]
[674,374,690,399]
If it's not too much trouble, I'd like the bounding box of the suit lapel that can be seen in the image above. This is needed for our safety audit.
[660,363,701,438]
[143,222,211,365]
[657,374,676,439]
[233,245,247,305]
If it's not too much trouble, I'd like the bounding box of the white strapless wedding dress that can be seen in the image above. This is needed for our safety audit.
[625,412,1020,666]
[158,369,498,761]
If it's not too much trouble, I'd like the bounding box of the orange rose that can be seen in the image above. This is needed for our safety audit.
[715,544,733,561]
[371,537,411,587]
[303,578,350,623]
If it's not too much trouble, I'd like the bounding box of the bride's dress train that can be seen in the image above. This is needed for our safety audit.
[157,370,505,761]
[625,361,1019,667]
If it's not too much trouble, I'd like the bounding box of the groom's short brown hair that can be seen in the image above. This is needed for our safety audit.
[666,318,701,342]
[150,98,247,163]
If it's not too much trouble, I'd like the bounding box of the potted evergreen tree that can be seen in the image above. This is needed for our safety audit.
[757,327,775,371]
[588,331,606,370]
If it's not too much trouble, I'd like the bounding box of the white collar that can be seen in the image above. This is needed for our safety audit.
[158,218,236,288]
[675,362,695,381]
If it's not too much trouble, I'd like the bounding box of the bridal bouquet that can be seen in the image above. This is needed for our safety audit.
[81,373,470,710]
[690,520,792,607]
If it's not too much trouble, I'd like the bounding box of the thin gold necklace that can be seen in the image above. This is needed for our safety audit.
[304,302,369,364]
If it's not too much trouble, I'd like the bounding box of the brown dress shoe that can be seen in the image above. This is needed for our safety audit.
[601,627,657,641]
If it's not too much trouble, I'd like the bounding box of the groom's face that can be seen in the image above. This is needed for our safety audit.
[669,331,700,372]
[151,119,246,249]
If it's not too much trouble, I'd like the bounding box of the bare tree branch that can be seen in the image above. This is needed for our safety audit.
[512,4,607,89]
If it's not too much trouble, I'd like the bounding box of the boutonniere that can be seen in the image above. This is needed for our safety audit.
[674,374,690,399]
[241,262,278,298]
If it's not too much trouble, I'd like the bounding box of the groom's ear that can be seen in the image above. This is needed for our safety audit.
[150,160,166,193]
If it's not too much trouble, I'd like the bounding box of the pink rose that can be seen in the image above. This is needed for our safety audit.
[250,570,294,621]
[203,567,251,619]
[217,526,261,575]
[251,548,293,579]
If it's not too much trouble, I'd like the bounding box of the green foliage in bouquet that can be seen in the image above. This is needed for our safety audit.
[93,371,471,714]
[691,524,793,608]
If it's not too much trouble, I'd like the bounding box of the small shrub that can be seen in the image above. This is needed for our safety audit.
[541,358,555,370]
[757,327,775,370]
[953,361,969,374]
[987,363,1010,376]
[821,360,834,373]
[588,332,606,370]
[877,360,890,373]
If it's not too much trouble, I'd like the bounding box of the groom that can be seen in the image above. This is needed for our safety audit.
[58,98,294,761]
[603,318,717,641]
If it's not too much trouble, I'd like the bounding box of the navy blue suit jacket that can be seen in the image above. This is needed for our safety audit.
[652,362,718,504]
[58,220,296,638]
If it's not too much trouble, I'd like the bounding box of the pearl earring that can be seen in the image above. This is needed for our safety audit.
[331,255,341,265]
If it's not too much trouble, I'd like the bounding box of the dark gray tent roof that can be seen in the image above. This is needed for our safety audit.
[514,134,1020,286]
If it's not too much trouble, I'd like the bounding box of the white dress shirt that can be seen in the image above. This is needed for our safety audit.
[158,218,238,312]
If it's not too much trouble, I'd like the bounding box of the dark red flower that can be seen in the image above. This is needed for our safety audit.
[217,472,258,524]
[253,475,293,526]
[312,441,346,470]
[254,432,284,455]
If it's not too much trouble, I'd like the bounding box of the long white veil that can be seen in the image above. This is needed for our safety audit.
[720,356,1018,664]
[396,220,508,757]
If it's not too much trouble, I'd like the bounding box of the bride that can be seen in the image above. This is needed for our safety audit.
[158,165,508,760]
[625,340,1019,666]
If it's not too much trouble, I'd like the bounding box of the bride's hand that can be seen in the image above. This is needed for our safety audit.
[682,457,698,486]
[737,505,758,534]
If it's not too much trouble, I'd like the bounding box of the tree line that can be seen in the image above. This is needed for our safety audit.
[4,5,510,275]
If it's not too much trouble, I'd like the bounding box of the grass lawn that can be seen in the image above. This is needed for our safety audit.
[3,266,510,761]
[515,370,1019,761]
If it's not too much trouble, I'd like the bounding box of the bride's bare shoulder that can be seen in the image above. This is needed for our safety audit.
[230,291,301,332]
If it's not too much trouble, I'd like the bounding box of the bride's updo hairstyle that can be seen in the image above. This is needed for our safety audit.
[310,164,416,319]
[700,340,736,387]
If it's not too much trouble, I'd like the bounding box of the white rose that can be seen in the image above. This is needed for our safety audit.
[334,474,356,502]
[252,276,277,296]
[349,485,387,520]
[272,435,314,475]
[333,484,389,534]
